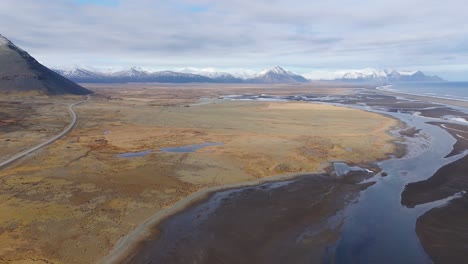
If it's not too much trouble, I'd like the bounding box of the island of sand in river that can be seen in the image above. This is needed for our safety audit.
[0,84,402,263]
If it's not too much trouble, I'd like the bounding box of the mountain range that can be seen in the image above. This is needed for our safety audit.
[0,34,445,89]
[0,34,91,95]
[303,68,445,83]
[53,66,445,84]
[53,65,310,84]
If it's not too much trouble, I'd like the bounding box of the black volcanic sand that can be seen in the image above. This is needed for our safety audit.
[419,107,468,119]
[415,194,468,264]
[124,173,374,264]
[401,153,468,208]
[316,91,468,121]
[435,123,468,158]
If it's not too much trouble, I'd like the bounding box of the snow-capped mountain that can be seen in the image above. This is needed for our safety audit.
[180,68,243,83]
[230,70,256,80]
[52,65,444,84]
[303,68,444,83]
[341,69,388,81]
[110,67,149,78]
[247,66,309,84]
[53,67,109,83]
[390,70,444,82]
[148,71,213,83]
[53,65,310,84]
[53,66,214,83]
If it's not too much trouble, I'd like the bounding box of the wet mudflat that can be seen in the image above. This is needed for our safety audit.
[125,173,374,264]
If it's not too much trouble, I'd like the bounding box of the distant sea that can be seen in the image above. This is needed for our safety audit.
[381,82,468,102]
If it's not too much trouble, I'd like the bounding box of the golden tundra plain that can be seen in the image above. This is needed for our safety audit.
[0,84,400,263]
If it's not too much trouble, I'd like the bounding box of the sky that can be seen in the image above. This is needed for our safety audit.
[1,0,468,80]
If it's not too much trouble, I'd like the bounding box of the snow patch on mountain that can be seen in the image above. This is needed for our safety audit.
[258,66,302,76]
[258,66,290,75]
[180,67,234,78]
[180,67,254,80]
[398,70,419,76]
[230,70,256,80]
[111,67,149,77]
[249,66,308,83]
[303,68,444,82]
[304,68,387,80]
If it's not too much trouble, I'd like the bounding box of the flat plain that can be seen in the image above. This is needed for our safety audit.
[0,84,401,263]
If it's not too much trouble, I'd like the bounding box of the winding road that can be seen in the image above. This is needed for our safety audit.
[0,95,90,169]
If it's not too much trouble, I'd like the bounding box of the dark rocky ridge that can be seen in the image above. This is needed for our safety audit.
[0,34,91,95]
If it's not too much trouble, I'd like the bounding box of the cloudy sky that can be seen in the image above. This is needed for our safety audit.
[1,0,467,80]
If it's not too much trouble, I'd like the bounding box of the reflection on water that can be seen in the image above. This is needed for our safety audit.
[115,142,223,158]
[333,109,462,264]
[160,142,223,153]
[116,149,152,158]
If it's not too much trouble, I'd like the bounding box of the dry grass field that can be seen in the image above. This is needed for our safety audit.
[0,84,400,263]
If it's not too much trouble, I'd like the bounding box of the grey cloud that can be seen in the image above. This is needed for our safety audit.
[0,0,467,79]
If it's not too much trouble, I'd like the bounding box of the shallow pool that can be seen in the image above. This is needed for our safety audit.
[160,142,223,153]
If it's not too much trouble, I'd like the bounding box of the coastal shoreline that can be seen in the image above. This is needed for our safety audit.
[376,85,468,108]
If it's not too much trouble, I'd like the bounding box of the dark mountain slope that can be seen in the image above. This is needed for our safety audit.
[0,34,91,95]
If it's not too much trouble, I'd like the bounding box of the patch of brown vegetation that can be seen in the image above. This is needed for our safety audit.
[0,98,70,159]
